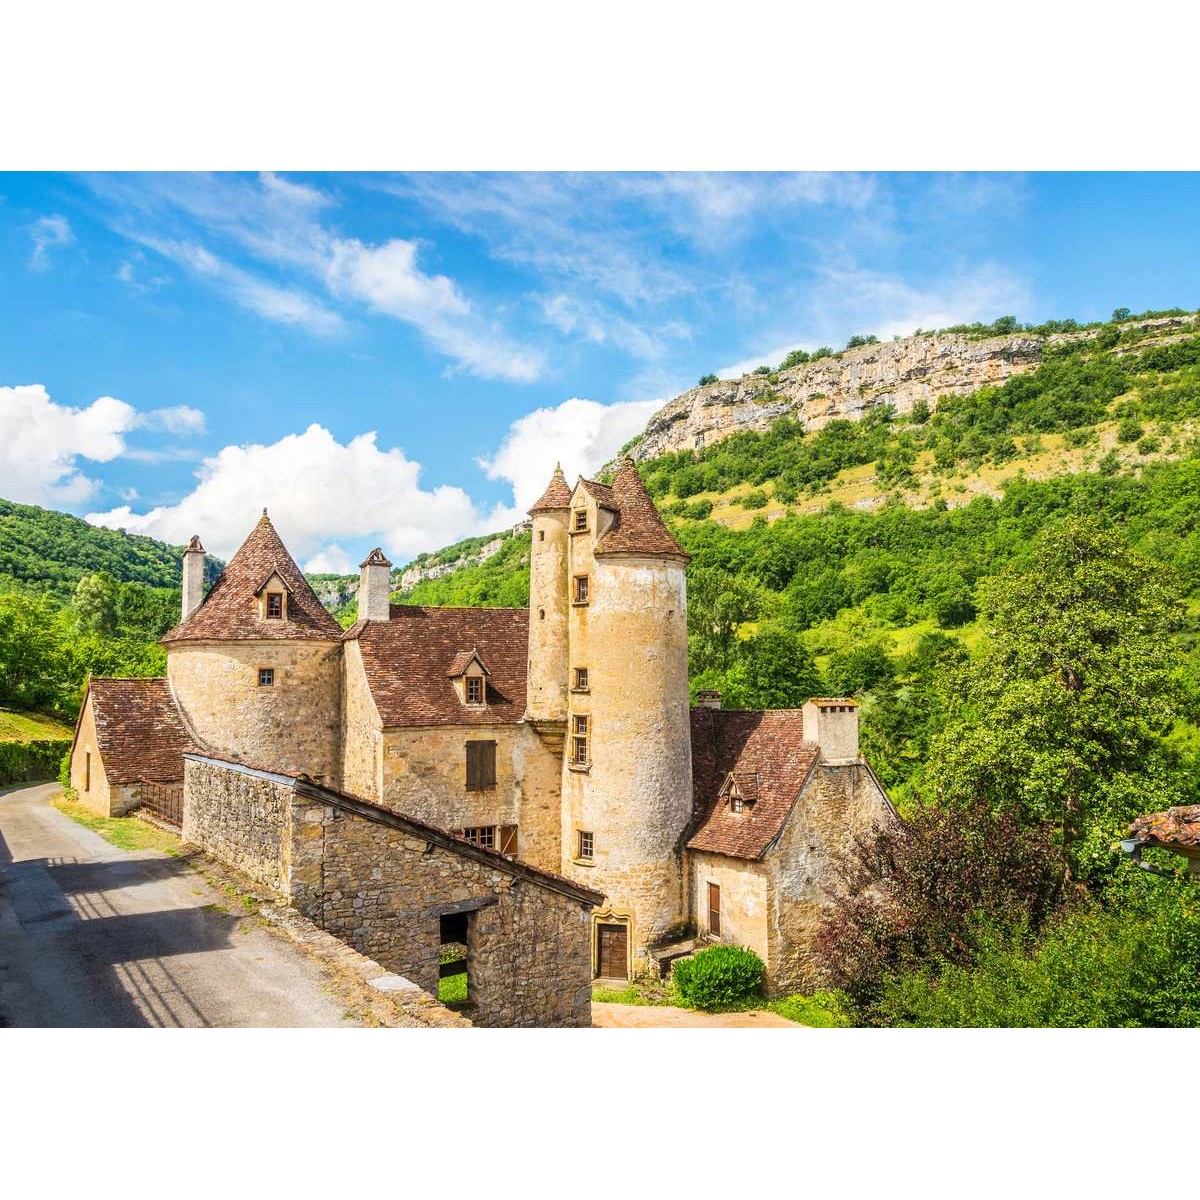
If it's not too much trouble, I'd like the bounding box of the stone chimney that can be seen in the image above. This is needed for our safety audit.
[181,535,206,621]
[696,689,722,709]
[801,698,859,764]
[358,547,393,623]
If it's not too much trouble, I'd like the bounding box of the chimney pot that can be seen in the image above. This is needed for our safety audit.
[358,547,393,622]
[696,689,722,710]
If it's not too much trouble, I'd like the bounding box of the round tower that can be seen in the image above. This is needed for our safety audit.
[163,511,345,786]
[525,464,572,735]
[560,459,693,977]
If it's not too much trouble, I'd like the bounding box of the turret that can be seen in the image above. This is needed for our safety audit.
[525,463,572,733]
[181,534,206,621]
[358,547,393,623]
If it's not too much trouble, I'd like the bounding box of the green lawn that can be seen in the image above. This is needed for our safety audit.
[0,708,72,742]
[591,977,850,1026]
[52,794,183,856]
[438,972,468,1005]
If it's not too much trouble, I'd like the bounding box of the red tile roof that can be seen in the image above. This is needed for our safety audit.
[528,463,574,513]
[84,677,195,784]
[593,458,688,560]
[1129,805,1200,852]
[344,605,528,727]
[687,708,818,859]
[162,512,343,644]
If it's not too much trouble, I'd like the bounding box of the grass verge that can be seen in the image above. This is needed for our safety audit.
[591,977,850,1026]
[51,794,183,856]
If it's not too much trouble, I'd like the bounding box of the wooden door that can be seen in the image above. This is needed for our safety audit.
[597,923,628,979]
[708,883,721,936]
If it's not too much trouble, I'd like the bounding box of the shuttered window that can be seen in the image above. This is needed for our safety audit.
[499,825,518,857]
[463,826,495,850]
[466,740,497,791]
[708,882,721,936]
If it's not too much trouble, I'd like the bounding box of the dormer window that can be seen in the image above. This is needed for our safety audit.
[723,771,759,813]
[255,570,290,621]
[449,648,490,708]
[466,676,484,705]
[573,509,589,533]
[266,592,284,619]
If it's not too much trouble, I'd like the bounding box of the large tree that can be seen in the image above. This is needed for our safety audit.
[924,517,1186,880]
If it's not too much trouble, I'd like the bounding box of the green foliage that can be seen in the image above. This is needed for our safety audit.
[672,944,765,1011]
[751,365,772,376]
[0,737,71,786]
[698,373,718,386]
[875,879,1200,1027]
[846,334,879,348]
[73,571,119,635]
[58,747,72,788]
[766,991,851,1028]
[778,349,810,371]
[924,519,1187,880]
[1117,417,1145,443]
[399,532,532,608]
[826,641,894,694]
[721,626,823,709]
[741,489,768,509]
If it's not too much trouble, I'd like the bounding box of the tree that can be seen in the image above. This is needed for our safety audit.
[722,627,823,709]
[924,518,1186,881]
[687,566,764,671]
[846,334,880,349]
[826,641,895,694]
[698,373,718,386]
[779,348,810,371]
[73,571,119,636]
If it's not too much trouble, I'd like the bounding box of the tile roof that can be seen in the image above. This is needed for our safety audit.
[687,708,818,859]
[84,677,195,784]
[446,648,489,677]
[344,605,528,727]
[360,547,392,567]
[1129,805,1200,852]
[528,463,574,513]
[162,512,343,644]
[593,457,689,560]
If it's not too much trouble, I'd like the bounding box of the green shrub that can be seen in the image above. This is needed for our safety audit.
[58,748,72,788]
[742,489,768,509]
[1117,417,1146,443]
[698,373,718,386]
[673,945,765,1010]
[752,365,772,376]
[0,738,72,786]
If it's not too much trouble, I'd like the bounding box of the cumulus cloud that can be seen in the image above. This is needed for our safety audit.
[479,396,663,514]
[86,423,499,564]
[0,385,136,505]
[28,215,75,270]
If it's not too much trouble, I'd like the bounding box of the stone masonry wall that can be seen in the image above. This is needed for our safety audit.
[183,755,594,1027]
[688,850,769,961]
[765,761,896,995]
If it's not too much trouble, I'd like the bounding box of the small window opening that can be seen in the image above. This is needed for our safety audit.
[572,574,590,605]
[572,666,589,692]
[731,795,746,813]
[538,529,545,541]
[439,911,471,1008]
[462,825,496,850]
[708,882,721,936]
[573,509,588,532]
[578,830,594,860]
[265,591,284,619]
[570,714,589,765]
[258,667,275,687]
[84,751,91,792]
[465,676,484,705]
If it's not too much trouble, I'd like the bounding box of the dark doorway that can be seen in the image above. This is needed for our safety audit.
[596,922,628,980]
[439,912,470,1008]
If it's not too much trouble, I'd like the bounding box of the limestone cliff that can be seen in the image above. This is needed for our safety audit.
[628,316,1195,461]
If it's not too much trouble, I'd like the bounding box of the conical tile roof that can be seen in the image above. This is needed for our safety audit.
[528,463,573,513]
[593,457,688,560]
[162,511,343,643]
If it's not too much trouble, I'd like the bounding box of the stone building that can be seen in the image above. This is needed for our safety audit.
[69,458,897,1006]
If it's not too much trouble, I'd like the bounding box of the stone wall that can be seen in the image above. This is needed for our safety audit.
[764,761,897,994]
[182,754,598,1028]
[379,723,562,876]
[688,850,769,961]
[341,638,383,802]
[168,639,343,785]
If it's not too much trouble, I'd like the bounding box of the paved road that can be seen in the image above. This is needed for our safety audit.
[592,1002,800,1028]
[0,783,362,1027]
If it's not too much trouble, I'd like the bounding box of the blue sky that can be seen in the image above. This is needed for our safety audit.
[2,171,1198,571]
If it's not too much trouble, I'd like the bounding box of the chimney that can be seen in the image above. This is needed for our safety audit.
[696,689,722,710]
[801,698,860,764]
[181,535,206,621]
[358,548,393,622]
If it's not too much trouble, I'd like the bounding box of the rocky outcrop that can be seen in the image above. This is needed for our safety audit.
[397,521,530,592]
[629,317,1196,461]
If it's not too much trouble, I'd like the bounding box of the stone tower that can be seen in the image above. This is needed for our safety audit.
[524,463,572,744]
[546,458,693,977]
[162,511,345,785]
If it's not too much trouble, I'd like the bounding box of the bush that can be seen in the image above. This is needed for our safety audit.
[673,945,765,1010]
[742,489,768,509]
[698,373,718,386]
[58,748,71,788]
[1117,417,1145,443]
[0,738,72,786]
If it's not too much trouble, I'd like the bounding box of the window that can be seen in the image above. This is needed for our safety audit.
[731,795,745,813]
[84,751,91,792]
[578,830,594,860]
[466,740,497,791]
[570,714,589,765]
[465,676,484,705]
[462,825,495,850]
[258,667,275,687]
[265,591,284,619]
[572,574,590,605]
[573,509,588,532]
[708,882,721,936]
[538,529,545,541]
[572,666,589,692]
[499,825,518,857]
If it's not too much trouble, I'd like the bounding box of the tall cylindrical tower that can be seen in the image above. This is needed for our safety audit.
[525,464,572,733]
[560,459,693,977]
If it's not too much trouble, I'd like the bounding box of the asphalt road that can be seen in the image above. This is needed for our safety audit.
[0,782,362,1027]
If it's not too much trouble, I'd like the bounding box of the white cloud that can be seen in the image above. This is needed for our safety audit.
[86,423,497,563]
[29,215,75,270]
[135,405,207,435]
[0,385,136,505]
[479,396,663,513]
[304,545,354,574]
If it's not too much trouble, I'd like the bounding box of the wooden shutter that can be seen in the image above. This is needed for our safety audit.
[466,740,497,791]
[708,883,721,936]
[499,824,518,857]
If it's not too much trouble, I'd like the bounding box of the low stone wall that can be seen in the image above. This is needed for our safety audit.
[182,753,599,1028]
